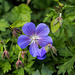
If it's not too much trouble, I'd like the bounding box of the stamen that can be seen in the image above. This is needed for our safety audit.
[30,35,40,44]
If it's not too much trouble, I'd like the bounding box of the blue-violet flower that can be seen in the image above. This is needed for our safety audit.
[17,22,53,58]
[37,47,46,60]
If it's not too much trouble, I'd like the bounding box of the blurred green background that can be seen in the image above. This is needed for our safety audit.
[0,0,75,75]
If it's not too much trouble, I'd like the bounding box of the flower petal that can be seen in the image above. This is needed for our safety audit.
[37,47,46,57]
[17,35,31,49]
[29,42,38,57]
[37,47,46,60]
[36,23,50,36]
[37,55,46,60]
[38,36,53,47]
[22,22,36,36]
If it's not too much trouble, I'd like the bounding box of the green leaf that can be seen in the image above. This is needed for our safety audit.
[10,20,26,28]
[4,1,10,12]
[32,70,40,75]
[28,51,36,61]
[25,67,35,74]
[12,44,22,54]
[0,43,4,51]
[54,0,59,2]
[51,19,60,33]
[4,3,31,25]
[1,61,11,73]
[57,47,74,57]
[4,38,10,44]
[57,56,75,75]
[43,12,53,23]
[26,61,35,68]
[0,0,3,3]
[32,64,53,75]
[0,19,9,31]
[17,68,24,75]
[0,51,3,60]
[13,68,24,75]
[41,64,53,75]
[58,2,64,7]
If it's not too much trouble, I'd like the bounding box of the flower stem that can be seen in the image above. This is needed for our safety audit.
[18,51,22,60]
[50,50,58,61]
[0,40,6,50]
[59,13,62,17]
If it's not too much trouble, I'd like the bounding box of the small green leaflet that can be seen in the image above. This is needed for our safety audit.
[41,64,53,75]
[32,70,40,75]
[10,20,26,28]
[57,56,75,75]
[51,19,61,33]
[32,64,53,75]
[1,61,11,73]
[0,19,9,31]
[17,68,24,75]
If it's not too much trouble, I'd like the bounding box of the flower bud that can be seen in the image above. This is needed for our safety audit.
[14,28,22,34]
[45,43,53,52]
[16,60,24,70]
[12,29,17,38]
[5,51,10,60]
[16,60,19,70]
[19,60,24,68]
[51,46,57,56]
[2,51,5,58]
[49,44,57,56]
[53,17,59,26]
[45,45,50,52]
[45,43,57,56]
[2,50,10,60]
[21,51,26,59]
[59,17,63,26]
[53,13,63,26]
[53,17,63,26]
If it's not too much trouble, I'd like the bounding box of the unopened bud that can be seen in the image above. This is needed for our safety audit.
[16,60,19,70]
[45,45,50,52]
[14,28,22,34]
[49,44,57,56]
[51,46,57,56]
[53,17,59,26]
[12,29,17,38]
[53,17,63,26]
[2,50,10,60]
[53,13,63,26]
[5,51,10,60]
[21,51,26,59]
[16,60,24,70]
[59,17,63,26]
[19,60,24,68]
[45,43,53,52]
[45,43,57,56]
[2,51,5,58]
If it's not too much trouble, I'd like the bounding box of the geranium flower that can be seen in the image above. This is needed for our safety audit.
[37,47,46,60]
[17,22,53,57]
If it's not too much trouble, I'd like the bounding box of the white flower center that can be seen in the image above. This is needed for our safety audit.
[30,35,40,43]
[32,36,36,40]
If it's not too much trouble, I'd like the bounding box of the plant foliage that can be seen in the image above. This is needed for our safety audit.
[0,0,75,75]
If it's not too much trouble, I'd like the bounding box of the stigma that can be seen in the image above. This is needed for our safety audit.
[30,35,40,43]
